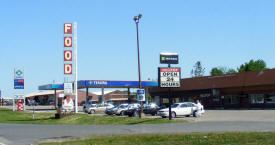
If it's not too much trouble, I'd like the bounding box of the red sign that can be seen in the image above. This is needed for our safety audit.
[64,23,72,34]
[159,68,180,72]
[64,64,72,74]
[64,50,72,61]
[64,37,72,47]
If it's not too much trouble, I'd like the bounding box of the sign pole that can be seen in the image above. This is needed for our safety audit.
[12,69,15,111]
[73,22,78,113]
[168,64,172,120]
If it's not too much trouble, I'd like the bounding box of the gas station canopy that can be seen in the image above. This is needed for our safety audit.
[39,80,158,90]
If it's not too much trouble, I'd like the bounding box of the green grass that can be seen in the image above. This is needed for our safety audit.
[0,108,187,125]
[40,132,275,145]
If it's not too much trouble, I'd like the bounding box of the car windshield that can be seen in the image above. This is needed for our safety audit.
[171,104,179,108]
[90,104,97,107]
[119,105,128,109]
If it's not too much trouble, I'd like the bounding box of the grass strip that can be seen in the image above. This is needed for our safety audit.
[39,132,275,145]
[0,108,186,125]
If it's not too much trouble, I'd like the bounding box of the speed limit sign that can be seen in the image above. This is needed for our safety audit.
[158,67,181,88]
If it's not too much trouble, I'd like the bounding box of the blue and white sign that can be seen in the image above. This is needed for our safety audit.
[78,80,158,88]
[14,79,24,89]
[14,69,24,79]
[137,89,145,101]
[64,83,73,94]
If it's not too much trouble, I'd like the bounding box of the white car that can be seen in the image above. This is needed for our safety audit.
[83,103,114,114]
[157,102,204,118]
[115,103,129,115]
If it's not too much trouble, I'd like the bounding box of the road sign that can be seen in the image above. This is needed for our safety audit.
[160,52,178,64]
[158,67,181,88]
[64,64,72,74]
[137,89,145,101]
[64,83,73,94]
[14,79,24,89]
[64,50,72,61]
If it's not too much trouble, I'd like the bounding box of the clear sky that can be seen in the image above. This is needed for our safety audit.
[1,0,275,98]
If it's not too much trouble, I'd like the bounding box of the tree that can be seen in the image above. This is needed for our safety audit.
[191,61,205,77]
[210,67,224,76]
[238,59,267,72]
[210,67,236,76]
[226,68,237,74]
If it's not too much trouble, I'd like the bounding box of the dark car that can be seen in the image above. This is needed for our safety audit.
[124,103,141,117]
[125,107,139,117]
[4,101,13,106]
[143,103,160,116]
[28,100,38,106]
[105,105,118,115]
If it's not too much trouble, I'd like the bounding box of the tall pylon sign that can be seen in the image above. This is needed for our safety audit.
[63,22,78,113]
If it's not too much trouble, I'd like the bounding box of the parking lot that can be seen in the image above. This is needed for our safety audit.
[185,109,275,122]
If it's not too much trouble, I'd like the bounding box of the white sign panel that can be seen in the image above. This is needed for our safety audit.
[14,69,24,79]
[137,89,145,101]
[64,83,73,94]
[158,67,181,88]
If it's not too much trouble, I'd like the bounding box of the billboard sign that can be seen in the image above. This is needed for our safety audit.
[137,89,145,101]
[160,52,178,64]
[14,79,24,89]
[158,67,181,88]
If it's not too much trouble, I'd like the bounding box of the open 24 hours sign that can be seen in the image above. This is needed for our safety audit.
[158,67,181,88]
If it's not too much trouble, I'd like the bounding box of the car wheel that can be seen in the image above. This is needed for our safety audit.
[133,111,139,117]
[161,116,167,118]
[172,112,176,118]
[193,111,198,117]
[89,109,95,114]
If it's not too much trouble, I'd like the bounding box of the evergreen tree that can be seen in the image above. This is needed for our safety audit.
[191,61,205,77]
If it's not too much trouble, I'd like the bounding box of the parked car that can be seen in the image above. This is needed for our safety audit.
[157,102,202,118]
[143,103,160,116]
[115,103,129,116]
[83,101,96,112]
[83,103,114,114]
[4,101,12,106]
[28,100,38,106]
[105,105,119,115]
[124,103,141,117]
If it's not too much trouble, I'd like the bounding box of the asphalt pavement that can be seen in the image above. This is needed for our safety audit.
[1,121,275,145]
[1,109,275,145]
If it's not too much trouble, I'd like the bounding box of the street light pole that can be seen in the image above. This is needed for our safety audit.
[134,14,143,118]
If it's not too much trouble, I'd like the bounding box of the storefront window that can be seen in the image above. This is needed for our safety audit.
[162,98,169,104]
[265,94,275,103]
[224,95,239,104]
[188,97,194,102]
[250,94,264,104]
[175,98,179,103]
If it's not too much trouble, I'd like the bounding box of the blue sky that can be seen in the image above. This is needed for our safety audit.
[1,0,275,98]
